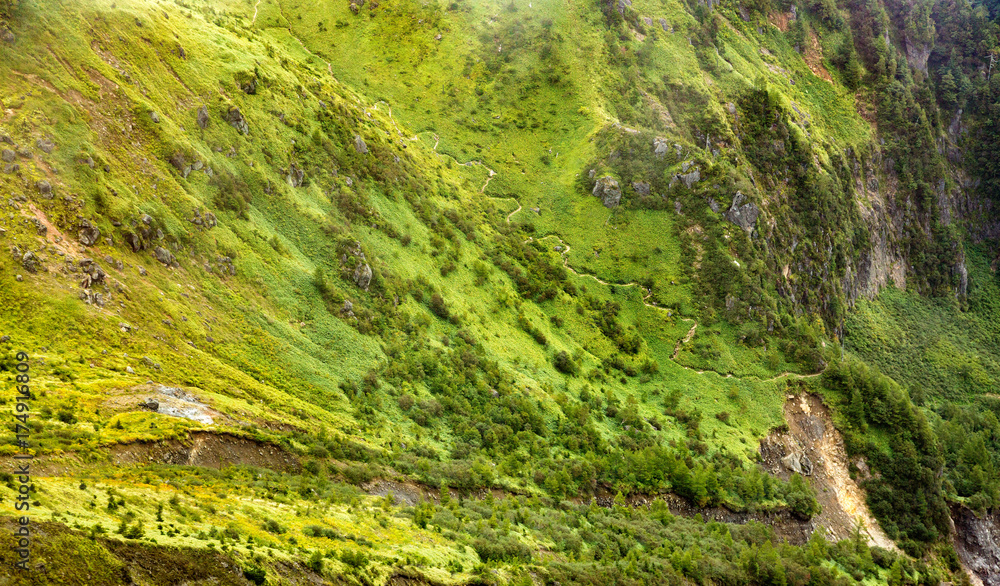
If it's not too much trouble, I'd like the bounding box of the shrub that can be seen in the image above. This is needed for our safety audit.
[243,565,267,585]
[553,350,577,375]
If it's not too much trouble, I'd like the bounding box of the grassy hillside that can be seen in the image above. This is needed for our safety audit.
[0,0,995,582]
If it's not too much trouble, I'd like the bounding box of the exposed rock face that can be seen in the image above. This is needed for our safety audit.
[952,504,1000,586]
[354,135,368,154]
[286,162,305,187]
[677,167,700,188]
[21,252,39,273]
[36,138,55,154]
[196,105,209,129]
[354,263,373,290]
[592,175,622,208]
[36,180,52,196]
[760,394,898,549]
[724,191,759,230]
[904,37,932,73]
[225,107,249,135]
[242,77,257,95]
[653,137,669,158]
[1,149,13,163]
[632,181,650,196]
[78,219,101,246]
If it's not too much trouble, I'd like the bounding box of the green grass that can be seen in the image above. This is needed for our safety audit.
[845,246,1000,402]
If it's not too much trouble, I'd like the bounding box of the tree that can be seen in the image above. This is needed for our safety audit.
[938,70,958,110]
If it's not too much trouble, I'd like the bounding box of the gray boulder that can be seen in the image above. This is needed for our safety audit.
[196,105,209,129]
[354,263,373,290]
[632,181,651,196]
[21,252,39,273]
[124,232,144,252]
[153,246,175,266]
[36,139,55,154]
[354,135,368,154]
[225,107,249,135]
[723,191,759,230]
[592,175,621,208]
[78,219,101,246]
[36,180,52,196]
[150,112,161,123]
[78,259,106,288]
[1,149,13,163]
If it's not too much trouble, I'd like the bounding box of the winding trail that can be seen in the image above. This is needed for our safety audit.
[262,6,823,385]
[252,0,262,24]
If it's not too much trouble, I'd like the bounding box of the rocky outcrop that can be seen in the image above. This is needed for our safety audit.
[153,246,175,266]
[225,107,249,135]
[21,251,39,273]
[354,135,368,154]
[592,175,622,208]
[196,105,209,129]
[354,263,373,290]
[78,258,106,289]
[653,137,669,158]
[286,162,305,187]
[190,209,217,229]
[952,504,1000,586]
[723,191,759,230]
[632,181,650,196]
[78,219,101,246]
[904,37,932,73]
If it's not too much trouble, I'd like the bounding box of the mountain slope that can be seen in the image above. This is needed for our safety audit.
[0,0,997,583]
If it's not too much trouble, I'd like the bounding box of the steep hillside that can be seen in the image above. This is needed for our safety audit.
[0,0,997,583]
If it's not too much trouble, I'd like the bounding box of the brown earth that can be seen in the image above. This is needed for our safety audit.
[760,393,897,549]
[0,430,300,477]
[804,31,833,82]
[108,430,300,472]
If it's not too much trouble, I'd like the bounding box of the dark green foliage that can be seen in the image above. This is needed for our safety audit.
[243,566,266,585]
[554,350,578,375]
[209,172,251,220]
[822,359,951,542]
[473,531,532,562]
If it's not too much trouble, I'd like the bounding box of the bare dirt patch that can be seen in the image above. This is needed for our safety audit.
[760,393,897,549]
[769,10,792,32]
[108,430,300,472]
[804,32,833,82]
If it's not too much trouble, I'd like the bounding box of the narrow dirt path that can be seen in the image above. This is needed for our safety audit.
[252,0,262,25]
[673,321,698,359]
